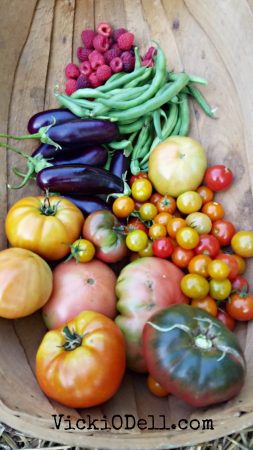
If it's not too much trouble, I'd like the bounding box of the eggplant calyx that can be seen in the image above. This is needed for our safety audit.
[62,326,83,351]
[194,334,212,350]
[106,171,131,201]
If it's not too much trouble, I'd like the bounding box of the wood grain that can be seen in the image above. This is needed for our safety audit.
[0,0,253,448]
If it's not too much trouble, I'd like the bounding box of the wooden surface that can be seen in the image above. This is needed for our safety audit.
[0,0,253,448]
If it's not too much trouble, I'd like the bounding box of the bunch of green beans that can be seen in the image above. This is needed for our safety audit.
[55,46,215,175]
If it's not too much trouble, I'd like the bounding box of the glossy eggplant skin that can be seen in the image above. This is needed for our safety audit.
[28,109,77,133]
[63,195,111,215]
[37,164,124,195]
[47,119,118,148]
[32,144,107,166]
[111,151,130,178]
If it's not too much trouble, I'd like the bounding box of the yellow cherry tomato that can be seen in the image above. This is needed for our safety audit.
[131,179,152,202]
[149,223,167,239]
[231,231,253,258]
[209,278,232,301]
[71,239,95,263]
[208,260,230,280]
[188,254,212,278]
[233,254,246,275]
[176,227,200,250]
[176,191,203,214]
[126,230,148,252]
[139,240,154,257]
[186,212,212,234]
[181,274,209,299]
[112,196,135,218]
[139,203,158,221]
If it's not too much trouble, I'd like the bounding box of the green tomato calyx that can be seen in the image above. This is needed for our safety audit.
[194,334,213,350]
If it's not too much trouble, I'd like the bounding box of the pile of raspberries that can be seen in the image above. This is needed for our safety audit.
[65,22,156,95]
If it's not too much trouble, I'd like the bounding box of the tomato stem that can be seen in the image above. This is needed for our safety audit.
[194,334,212,350]
[40,191,60,216]
[62,326,83,351]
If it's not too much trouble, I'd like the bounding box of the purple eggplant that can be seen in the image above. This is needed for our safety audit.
[111,150,130,178]
[63,195,111,215]
[32,144,107,166]
[28,109,77,133]
[37,164,124,195]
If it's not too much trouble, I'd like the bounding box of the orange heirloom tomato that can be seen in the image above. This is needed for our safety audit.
[147,374,169,397]
[36,311,126,408]
[5,196,84,260]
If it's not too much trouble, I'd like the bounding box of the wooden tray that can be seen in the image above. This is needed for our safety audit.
[0,0,253,448]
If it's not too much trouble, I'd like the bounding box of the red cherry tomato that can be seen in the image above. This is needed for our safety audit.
[129,172,148,187]
[147,375,169,397]
[194,234,220,258]
[211,220,236,246]
[216,308,235,331]
[150,193,163,205]
[125,218,148,235]
[171,246,195,268]
[216,253,239,281]
[226,292,253,321]
[152,237,174,258]
[204,165,233,192]
[231,275,249,293]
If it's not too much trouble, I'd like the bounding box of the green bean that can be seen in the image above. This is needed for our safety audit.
[54,93,90,117]
[109,85,148,102]
[130,121,151,175]
[98,67,146,92]
[138,133,153,159]
[105,72,125,84]
[90,103,110,117]
[70,98,97,110]
[167,71,208,85]
[170,115,181,136]
[106,73,189,122]
[118,117,146,134]
[71,88,108,99]
[134,47,142,70]
[108,140,131,150]
[152,109,163,140]
[178,93,190,136]
[148,103,178,154]
[187,85,215,118]
[124,68,153,88]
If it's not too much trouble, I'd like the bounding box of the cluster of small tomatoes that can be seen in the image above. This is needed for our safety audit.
[111,164,253,333]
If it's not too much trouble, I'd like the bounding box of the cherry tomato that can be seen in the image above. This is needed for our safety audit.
[130,253,141,262]
[167,218,187,238]
[196,185,214,204]
[153,212,173,226]
[226,292,253,321]
[216,253,239,281]
[71,239,95,263]
[176,227,200,250]
[125,218,148,235]
[139,240,154,257]
[131,178,152,202]
[134,200,144,211]
[171,246,195,268]
[186,212,212,234]
[139,203,157,221]
[150,193,162,205]
[173,210,183,218]
[207,259,230,281]
[112,196,135,218]
[191,296,218,317]
[126,230,148,252]
[231,275,249,293]
[217,308,235,331]
[204,165,233,192]
[149,223,167,239]
[202,201,224,221]
[234,255,246,275]
[231,231,253,258]
[211,220,236,246]
[188,254,212,278]
[181,274,209,299]
[129,172,148,187]
[209,278,232,301]
[147,374,169,397]
[157,195,176,214]
[195,234,220,258]
[152,237,174,258]
[176,191,202,214]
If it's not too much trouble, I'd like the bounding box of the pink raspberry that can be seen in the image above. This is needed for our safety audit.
[77,47,92,62]
[89,72,103,88]
[108,37,114,47]
[142,58,155,68]
[144,46,157,60]
[96,64,112,82]
[111,43,122,53]
[81,29,96,49]
[88,50,105,70]
[104,47,121,64]
[76,75,91,89]
[117,32,135,50]
[65,63,80,79]
[65,79,77,96]
[97,21,112,37]
[113,28,127,42]
[80,61,92,76]
[93,34,110,53]
[121,51,135,72]
[110,57,123,73]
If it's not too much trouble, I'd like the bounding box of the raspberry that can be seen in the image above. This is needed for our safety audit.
[80,61,92,76]
[93,34,110,53]
[142,58,155,68]
[81,29,96,49]
[65,63,80,79]
[144,46,157,60]
[110,57,123,73]
[96,64,112,82]
[65,79,77,96]
[89,72,103,88]
[117,32,135,50]
[97,22,112,37]
[88,50,105,70]
[104,47,121,64]
[121,51,135,72]
[76,75,91,89]
[113,28,127,42]
[111,43,122,53]
[77,47,92,62]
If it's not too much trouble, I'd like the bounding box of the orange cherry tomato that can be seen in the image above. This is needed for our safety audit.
[171,246,195,268]
[112,196,135,218]
[149,223,167,239]
[196,185,214,204]
[167,218,187,238]
[150,193,162,205]
[188,254,212,278]
[153,212,173,226]
[191,296,218,317]
[147,374,169,397]
[202,201,224,221]
[233,254,246,275]
[157,195,177,214]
